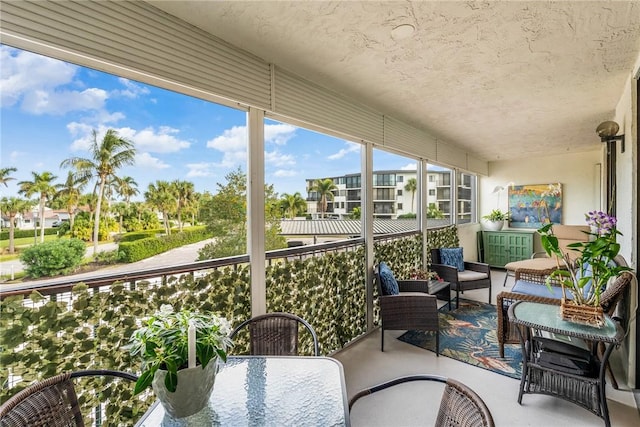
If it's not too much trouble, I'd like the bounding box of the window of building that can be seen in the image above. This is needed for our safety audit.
[397,189,403,196]
[397,203,403,210]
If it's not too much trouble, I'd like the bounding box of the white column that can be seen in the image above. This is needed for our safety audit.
[362,142,374,330]
[247,107,266,317]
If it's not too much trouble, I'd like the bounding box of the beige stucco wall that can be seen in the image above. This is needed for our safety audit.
[482,150,602,226]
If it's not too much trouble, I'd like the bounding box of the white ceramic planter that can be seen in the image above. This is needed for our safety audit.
[152,358,218,419]
[482,219,505,231]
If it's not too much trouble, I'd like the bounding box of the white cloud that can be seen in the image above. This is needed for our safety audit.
[21,87,108,115]
[136,152,170,169]
[207,125,246,151]
[0,46,110,115]
[186,162,216,178]
[265,123,296,145]
[114,78,150,99]
[273,169,297,178]
[67,124,191,153]
[9,151,26,162]
[327,141,360,160]
[133,126,191,153]
[400,162,418,170]
[265,150,295,166]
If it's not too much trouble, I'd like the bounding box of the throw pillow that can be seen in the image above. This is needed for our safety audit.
[378,262,399,295]
[439,247,465,272]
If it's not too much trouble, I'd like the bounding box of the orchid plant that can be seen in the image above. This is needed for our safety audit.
[538,211,631,306]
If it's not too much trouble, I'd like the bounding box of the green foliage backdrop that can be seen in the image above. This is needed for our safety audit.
[0,226,458,425]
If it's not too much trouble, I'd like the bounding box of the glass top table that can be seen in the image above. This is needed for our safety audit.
[508,301,623,427]
[135,356,350,427]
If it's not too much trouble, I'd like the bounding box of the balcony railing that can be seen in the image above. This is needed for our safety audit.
[0,225,458,425]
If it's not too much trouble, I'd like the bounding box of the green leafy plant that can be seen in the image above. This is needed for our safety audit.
[482,209,509,221]
[19,238,86,277]
[127,305,233,394]
[538,211,631,306]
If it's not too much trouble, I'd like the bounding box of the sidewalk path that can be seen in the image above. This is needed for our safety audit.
[0,238,216,288]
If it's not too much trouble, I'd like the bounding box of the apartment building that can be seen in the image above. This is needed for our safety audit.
[306,169,475,220]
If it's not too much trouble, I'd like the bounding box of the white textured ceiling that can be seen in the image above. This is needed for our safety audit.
[148,1,640,161]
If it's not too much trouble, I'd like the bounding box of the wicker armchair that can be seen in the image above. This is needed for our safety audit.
[0,370,137,427]
[374,264,440,353]
[349,374,495,427]
[229,312,320,356]
[497,255,632,358]
[430,249,492,308]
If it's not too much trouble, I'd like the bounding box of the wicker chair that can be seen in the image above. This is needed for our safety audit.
[430,248,492,308]
[496,255,632,358]
[0,369,137,427]
[229,312,320,356]
[374,264,440,353]
[349,374,495,427]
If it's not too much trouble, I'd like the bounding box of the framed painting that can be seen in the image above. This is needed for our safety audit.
[508,183,562,228]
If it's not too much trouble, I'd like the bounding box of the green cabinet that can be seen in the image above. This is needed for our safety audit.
[482,230,534,268]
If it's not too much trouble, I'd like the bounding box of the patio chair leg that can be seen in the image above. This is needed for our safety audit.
[381,329,384,352]
[436,332,439,357]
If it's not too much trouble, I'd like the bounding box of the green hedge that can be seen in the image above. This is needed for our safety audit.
[116,229,165,243]
[118,227,212,262]
[1,227,58,240]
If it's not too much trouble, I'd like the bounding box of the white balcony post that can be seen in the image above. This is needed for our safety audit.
[247,107,266,317]
[362,142,374,330]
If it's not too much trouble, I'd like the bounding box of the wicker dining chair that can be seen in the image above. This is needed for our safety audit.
[0,369,138,427]
[349,374,495,427]
[229,312,320,356]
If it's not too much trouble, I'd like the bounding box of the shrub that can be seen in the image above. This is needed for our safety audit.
[19,238,87,278]
[0,228,58,240]
[118,227,212,263]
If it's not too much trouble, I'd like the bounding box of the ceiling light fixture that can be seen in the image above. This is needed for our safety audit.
[391,24,415,41]
[596,121,625,153]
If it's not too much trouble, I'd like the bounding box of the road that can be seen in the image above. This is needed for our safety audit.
[0,238,216,286]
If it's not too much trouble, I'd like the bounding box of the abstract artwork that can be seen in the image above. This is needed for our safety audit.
[508,183,562,228]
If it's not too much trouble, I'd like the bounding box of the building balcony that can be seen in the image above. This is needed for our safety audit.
[1,226,637,426]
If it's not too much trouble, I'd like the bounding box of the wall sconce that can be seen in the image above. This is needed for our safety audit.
[596,121,625,153]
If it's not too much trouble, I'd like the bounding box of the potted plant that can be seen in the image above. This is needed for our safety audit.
[538,211,631,325]
[127,305,233,418]
[481,209,510,231]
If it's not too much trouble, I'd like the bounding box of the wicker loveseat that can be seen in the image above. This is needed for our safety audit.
[496,255,632,358]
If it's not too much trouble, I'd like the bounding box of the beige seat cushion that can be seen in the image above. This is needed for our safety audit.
[553,225,590,261]
[504,257,559,272]
[457,270,489,281]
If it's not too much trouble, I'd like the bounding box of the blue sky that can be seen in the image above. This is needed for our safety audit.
[1,45,417,202]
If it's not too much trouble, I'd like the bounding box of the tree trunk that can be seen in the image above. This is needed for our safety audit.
[39,195,46,243]
[8,214,16,254]
[93,178,106,256]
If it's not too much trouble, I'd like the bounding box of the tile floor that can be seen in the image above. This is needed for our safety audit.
[333,269,640,426]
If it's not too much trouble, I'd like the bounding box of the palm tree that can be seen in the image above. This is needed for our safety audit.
[310,178,337,218]
[61,129,136,255]
[145,180,176,235]
[55,171,87,231]
[280,192,306,219]
[404,177,418,212]
[116,176,139,207]
[0,197,32,253]
[0,167,17,231]
[18,171,57,243]
[0,167,17,188]
[115,176,139,232]
[172,180,195,232]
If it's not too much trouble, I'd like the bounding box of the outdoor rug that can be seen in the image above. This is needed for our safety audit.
[398,299,522,380]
